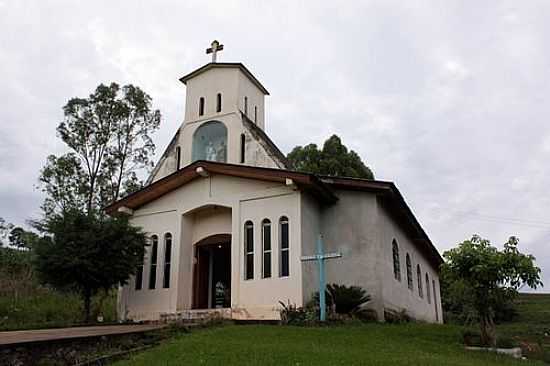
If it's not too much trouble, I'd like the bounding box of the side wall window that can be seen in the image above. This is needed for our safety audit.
[262,219,272,278]
[392,239,401,281]
[244,96,248,115]
[279,216,290,277]
[240,133,246,163]
[216,93,222,112]
[176,146,181,171]
[433,280,439,321]
[426,273,431,304]
[163,233,172,289]
[417,264,423,298]
[254,106,257,123]
[406,254,413,290]
[244,221,254,280]
[149,235,158,290]
[135,254,144,291]
[199,97,205,116]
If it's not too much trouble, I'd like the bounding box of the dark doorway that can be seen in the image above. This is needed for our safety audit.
[193,235,231,309]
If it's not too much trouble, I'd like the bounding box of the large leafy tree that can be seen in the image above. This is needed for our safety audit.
[40,83,161,216]
[32,210,148,322]
[442,235,542,346]
[0,217,13,246]
[287,135,374,179]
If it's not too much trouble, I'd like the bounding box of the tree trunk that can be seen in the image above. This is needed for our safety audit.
[480,314,496,347]
[83,288,92,323]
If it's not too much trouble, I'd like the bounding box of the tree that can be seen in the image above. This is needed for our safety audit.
[8,227,39,250]
[442,235,542,346]
[32,210,148,322]
[287,135,374,179]
[40,83,161,216]
[0,217,13,246]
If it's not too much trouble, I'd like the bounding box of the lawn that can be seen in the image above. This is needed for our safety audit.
[114,323,543,366]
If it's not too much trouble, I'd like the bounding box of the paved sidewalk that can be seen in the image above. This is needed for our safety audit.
[0,324,164,346]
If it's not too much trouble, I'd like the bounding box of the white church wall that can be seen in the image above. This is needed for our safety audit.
[300,193,322,305]
[190,206,232,244]
[317,190,385,320]
[376,200,443,323]
[237,71,265,129]
[235,192,302,320]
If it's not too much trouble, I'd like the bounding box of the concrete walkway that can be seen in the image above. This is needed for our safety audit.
[0,324,164,346]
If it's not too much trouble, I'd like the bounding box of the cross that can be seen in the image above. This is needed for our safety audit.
[206,40,224,63]
[300,235,342,321]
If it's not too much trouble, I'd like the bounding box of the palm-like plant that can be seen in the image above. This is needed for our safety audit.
[311,284,371,315]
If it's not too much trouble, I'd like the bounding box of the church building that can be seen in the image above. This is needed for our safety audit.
[107,41,444,323]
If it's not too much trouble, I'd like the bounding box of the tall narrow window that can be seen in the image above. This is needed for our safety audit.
[216,93,222,112]
[392,240,401,281]
[254,106,257,123]
[199,97,205,116]
[240,134,245,163]
[279,216,289,277]
[244,96,248,115]
[426,273,431,304]
[135,260,144,290]
[163,233,172,289]
[262,219,272,278]
[149,235,158,290]
[417,264,423,298]
[406,254,413,290]
[176,146,181,171]
[244,221,254,280]
[433,280,439,321]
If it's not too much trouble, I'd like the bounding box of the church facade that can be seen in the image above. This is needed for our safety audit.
[107,44,443,323]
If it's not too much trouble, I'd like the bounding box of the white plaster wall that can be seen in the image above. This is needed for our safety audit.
[300,193,322,305]
[377,199,443,323]
[237,71,265,129]
[191,206,232,244]
[235,192,302,319]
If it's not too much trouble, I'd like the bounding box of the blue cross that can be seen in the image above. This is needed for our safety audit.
[300,235,342,321]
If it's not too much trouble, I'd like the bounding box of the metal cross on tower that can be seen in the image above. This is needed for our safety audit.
[206,40,224,63]
[300,235,342,321]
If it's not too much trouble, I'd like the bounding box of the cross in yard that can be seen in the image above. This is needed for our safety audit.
[206,40,224,63]
[300,235,342,321]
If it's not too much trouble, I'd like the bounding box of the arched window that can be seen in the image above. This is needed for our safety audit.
[426,273,431,304]
[216,93,222,112]
[279,216,290,277]
[254,106,257,123]
[244,96,248,115]
[135,253,144,291]
[199,97,205,116]
[149,235,158,290]
[406,254,413,290]
[417,264,423,298]
[240,133,245,163]
[175,146,181,171]
[192,121,227,162]
[433,280,439,321]
[392,240,401,281]
[244,221,254,280]
[163,233,172,289]
[262,219,272,278]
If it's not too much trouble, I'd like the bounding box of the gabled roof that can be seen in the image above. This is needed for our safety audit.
[105,161,443,268]
[179,62,270,95]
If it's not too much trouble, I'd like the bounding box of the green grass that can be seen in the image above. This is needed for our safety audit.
[498,293,550,339]
[0,289,117,331]
[113,323,542,366]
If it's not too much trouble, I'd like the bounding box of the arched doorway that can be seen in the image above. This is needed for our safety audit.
[192,234,231,309]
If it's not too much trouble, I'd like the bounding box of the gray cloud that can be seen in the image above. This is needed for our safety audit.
[1,0,548,290]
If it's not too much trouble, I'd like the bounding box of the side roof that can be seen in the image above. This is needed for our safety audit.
[105,161,443,268]
[179,62,270,95]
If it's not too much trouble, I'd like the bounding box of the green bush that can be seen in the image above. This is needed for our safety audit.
[311,284,371,316]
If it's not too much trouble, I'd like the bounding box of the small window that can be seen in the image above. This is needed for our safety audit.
[199,97,205,116]
[279,216,289,277]
[149,235,158,290]
[240,134,245,163]
[176,146,181,171]
[163,233,172,289]
[417,264,423,298]
[392,239,401,281]
[135,261,144,291]
[426,273,431,304]
[433,280,439,321]
[262,219,272,278]
[216,93,222,112]
[254,106,257,123]
[244,96,248,115]
[406,254,413,290]
[244,221,254,280]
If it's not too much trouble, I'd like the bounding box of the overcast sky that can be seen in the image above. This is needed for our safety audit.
[1,1,549,291]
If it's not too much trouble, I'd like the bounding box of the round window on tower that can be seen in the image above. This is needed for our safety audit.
[192,121,228,163]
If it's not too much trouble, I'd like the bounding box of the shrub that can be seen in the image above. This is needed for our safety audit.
[384,309,411,324]
[279,301,310,326]
[311,284,371,316]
